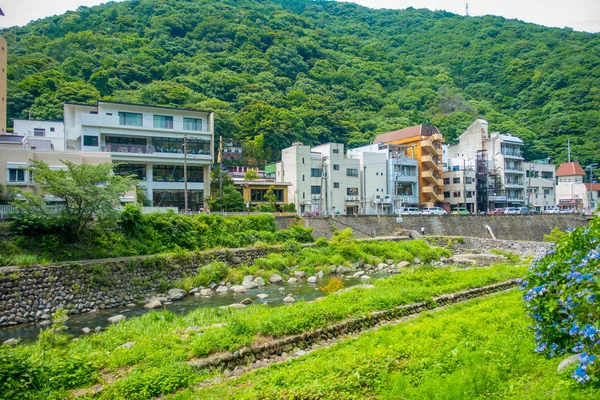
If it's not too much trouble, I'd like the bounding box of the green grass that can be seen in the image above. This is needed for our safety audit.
[1,265,525,399]
[178,290,599,400]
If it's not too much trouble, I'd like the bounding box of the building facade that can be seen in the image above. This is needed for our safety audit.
[63,102,214,210]
[347,143,419,215]
[276,142,361,215]
[524,160,556,212]
[233,180,291,210]
[373,125,444,207]
[13,119,66,151]
[555,161,597,212]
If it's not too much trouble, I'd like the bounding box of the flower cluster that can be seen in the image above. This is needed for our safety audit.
[522,217,599,384]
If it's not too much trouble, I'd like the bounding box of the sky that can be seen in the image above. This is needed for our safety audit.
[0,0,599,33]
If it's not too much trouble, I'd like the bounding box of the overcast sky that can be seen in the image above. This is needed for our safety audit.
[1,0,599,33]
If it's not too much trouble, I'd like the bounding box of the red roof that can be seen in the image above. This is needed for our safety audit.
[556,162,586,177]
[374,125,441,144]
[584,183,600,191]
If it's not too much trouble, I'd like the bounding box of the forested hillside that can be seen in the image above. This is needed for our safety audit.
[3,0,600,166]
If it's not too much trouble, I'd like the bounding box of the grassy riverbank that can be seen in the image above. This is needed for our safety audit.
[178,290,599,400]
[1,264,525,399]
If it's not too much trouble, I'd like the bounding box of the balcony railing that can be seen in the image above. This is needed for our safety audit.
[101,144,211,156]
[345,196,360,202]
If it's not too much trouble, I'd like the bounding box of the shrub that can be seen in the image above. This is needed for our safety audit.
[544,227,567,243]
[522,216,599,384]
[320,278,345,294]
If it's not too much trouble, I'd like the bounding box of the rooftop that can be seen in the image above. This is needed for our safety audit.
[374,124,441,144]
[556,162,586,177]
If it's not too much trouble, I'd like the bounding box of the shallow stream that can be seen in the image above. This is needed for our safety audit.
[0,274,388,343]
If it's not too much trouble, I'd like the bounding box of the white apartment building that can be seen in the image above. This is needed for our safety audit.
[443,144,477,212]
[13,119,66,151]
[276,142,361,215]
[60,102,214,210]
[524,160,556,212]
[556,161,598,212]
[347,143,419,215]
[446,119,526,211]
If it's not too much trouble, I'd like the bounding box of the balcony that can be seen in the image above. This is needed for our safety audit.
[421,155,437,168]
[422,186,441,202]
[422,170,441,185]
[311,194,322,200]
[504,181,525,188]
[373,195,392,204]
[431,133,444,142]
[345,196,360,202]
[79,113,211,137]
[501,150,523,159]
[420,139,435,153]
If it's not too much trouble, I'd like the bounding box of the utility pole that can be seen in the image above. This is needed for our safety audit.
[463,158,467,209]
[183,135,188,215]
[219,136,223,213]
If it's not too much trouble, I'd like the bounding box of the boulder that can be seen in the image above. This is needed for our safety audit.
[108,315,126,324]
[189,288,200,295]
[229,303,246,309]
[557,354,580,372]
[184,326,202,333]
[215,286,229,293]
[231,285,247,293]
[317,270,324,278]
[386,259,394,265]
[81,327,91,334]
[283,296,296,303]
[288,277,298,283]
[360,275,371,280]
[170,293,185,301]
[336,266,351,274]
[144,299,162,309]
[413,258,421,264]
[3,338,19,346]
[95,326,105,333]
[242,276,258,289]
[268,274,284,284]
[117,341,136,349]
[256,294,269,299]
[253,277,266,286]
[200,288,213,296]
[397,261,410,268]
[168,288,187,298]
[307,276,317,283]
[293,271,306,278]
[377,263,388,269]
[240,298,253,305]
[352,271,365,278]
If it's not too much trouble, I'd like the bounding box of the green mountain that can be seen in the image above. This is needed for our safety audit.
[4,0,600,167]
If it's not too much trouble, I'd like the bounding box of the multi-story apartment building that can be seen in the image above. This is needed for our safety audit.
[447,119,526,211]
[347,143,419,215]
[13,119,66,151]
[524,160,556,212]
[276,142,361,215]
[374,125,444,207]
[442,145,477,212]
[0,35,6,134]
[63,102,214,210]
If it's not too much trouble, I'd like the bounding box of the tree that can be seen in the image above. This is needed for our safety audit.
[0,185,17,205]
[243,169,260,180]
[12,161,136,240]
[207,168,244,212]
[265,185,278,211]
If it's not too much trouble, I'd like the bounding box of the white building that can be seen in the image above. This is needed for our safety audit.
[524,160,556,212]
[63,102,214,210]
[442,144,477,212]
[446,119,526,211]
[556,161,598,212]
[276,142,361,215]
[13,119,66,151]
[347,143,419,215]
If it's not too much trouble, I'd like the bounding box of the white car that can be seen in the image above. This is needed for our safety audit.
[421,207,447,215]
[398,207,421,215]
[543,207,559,214]
[504,207,519,215]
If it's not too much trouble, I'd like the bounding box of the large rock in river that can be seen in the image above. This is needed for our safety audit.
[268,274,284,283]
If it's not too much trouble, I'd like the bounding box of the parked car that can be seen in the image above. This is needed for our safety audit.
[515,207,530,214]
[504,207,519,214]
[452,207,471,215]
[543,207,559,214]
[490,208,505,215]
[398,207,421,215]
[530,209,540,214]
[559,208,577,214]
[421,207,447,215]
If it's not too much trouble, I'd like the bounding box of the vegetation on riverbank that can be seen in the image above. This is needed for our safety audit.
[0,211,313,266]
[182,290,599,399]
[0,262,524,399]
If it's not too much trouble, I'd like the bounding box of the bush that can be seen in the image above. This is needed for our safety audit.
[320,278,345,294]
[522,216,599,384]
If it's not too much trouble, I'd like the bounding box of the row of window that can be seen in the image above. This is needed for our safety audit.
[310,186,359,195]
[443,177,474,185]
[117,112,204,131]
[83,135,211,155]
[113,164,204,182]
[444,191,475,198]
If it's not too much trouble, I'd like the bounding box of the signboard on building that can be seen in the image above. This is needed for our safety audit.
[489,195,507,202]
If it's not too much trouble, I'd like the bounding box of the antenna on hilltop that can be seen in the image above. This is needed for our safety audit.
[466,3,469,16]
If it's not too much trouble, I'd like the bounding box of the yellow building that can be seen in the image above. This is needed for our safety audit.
[374,125,444,207]
[234,180,291,209]
[0,35,6,134]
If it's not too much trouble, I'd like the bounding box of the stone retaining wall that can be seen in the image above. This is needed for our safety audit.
[304,214,587,241]
[0,247,283,327]
[428,237,552,257]
[188,280,518,371]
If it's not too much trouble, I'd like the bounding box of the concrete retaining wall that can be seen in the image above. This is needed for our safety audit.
[304,214,588,241]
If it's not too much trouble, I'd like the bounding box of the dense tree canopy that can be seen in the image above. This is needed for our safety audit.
[3,0,600,168]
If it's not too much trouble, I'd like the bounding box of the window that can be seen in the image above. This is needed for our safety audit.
[466,177,473,184]
[453,177,461,184]
[443,178,450,185]
[333,164,339,171]
[302,175,305,182]
[183,117,202,131]
[118,112,143,127]
[396,183,413,196]
[311,168,322,177]
[152,165,204,182]
[114,164,146,180]
[346,168,358,177]
[83,135,99,146]
[302,157,305,164]
[542,172,554,179]
[333,182,340,188]
[33,128,45,137]
[444,191,450,198]
[8,168,26,183]
[544,188,551,195]
[154,137,210,154]
[333,149,339,154]
[466,191,473,198]
[453,191,461,198]
[251,189,284,202]
[311,186,321,195]
[347,188,358,196]
[153,115,173,129]
[50,127,55,132]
